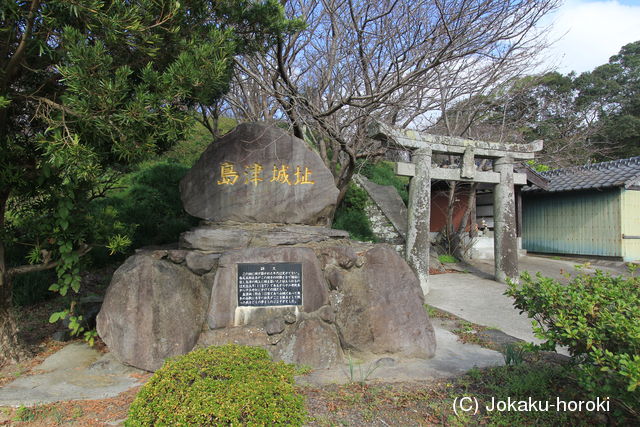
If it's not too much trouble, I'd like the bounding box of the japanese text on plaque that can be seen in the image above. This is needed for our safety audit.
[237,263,303,307]
[217,162,315,186]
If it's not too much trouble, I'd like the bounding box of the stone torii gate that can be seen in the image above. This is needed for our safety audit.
[368,121,543,294]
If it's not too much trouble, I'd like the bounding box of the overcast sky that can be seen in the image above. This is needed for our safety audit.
[542,0,640,74]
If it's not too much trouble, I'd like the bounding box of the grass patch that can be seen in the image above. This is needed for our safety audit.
[301,362,617,426]
[424,304,458,320]
[438,254,459,264]
[451,320,487,346]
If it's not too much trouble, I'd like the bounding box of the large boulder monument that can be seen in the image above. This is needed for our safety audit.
[97,123,436,372]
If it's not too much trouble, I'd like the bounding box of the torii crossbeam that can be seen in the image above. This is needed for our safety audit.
[368,121,543,293]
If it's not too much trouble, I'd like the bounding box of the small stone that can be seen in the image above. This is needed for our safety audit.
[52,330,70,342]
[272,318,343,369]
[167,250,188,264]
[355,256,365,267]
[329,291,343,307]
[283,312,297,324]
[265,318,285,335]
[317,305,335,323]
[150,250,168,259]
[325,266,343,290]
[185,251,220,275]
[180,227,252,251]
[316,246,358,270]
[267,335,282,345]
[375,357,396,367]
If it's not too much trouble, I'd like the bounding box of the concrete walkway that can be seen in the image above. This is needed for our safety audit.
[467,254,630,283]
[0,343,144,407]
[425,254,629,347]
[426,270,542,344]
[296,323,504,385]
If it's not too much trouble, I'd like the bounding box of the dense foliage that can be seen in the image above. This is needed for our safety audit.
[576,41,640,159]
[506,268,640,417]
[332,161,410,242]
[126,345,306,426]
[360,161,409,205]
[332,183,375,242]
[95,162,198,252]
[0,0,295,360]
[494,40,640,167]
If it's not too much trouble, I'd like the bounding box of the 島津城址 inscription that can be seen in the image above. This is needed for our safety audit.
[217,162,315,186]
[237,263,303,307]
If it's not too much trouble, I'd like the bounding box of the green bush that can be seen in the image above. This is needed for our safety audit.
[437,254,458,264]
[506,269,640,417]
[332,183,376,242]
[95,162,198,253]
[12,270,56,307]
[160,118,237,166]
[126,345,306,426]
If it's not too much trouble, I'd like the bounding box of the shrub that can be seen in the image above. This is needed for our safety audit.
[160,118,237,166]
[126,345,306,426]
[332,183,376,242]
[12,270,56,307]
[437,254,458,264]
[95,162,198,253]
[360,161,409,205]
[506,269,640,417]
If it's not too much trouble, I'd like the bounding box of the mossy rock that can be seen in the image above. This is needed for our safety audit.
[126,344,306,426]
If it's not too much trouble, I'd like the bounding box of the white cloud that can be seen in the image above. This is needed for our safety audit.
[544,0,640,74]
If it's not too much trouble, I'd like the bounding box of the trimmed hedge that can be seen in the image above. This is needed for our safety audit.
[126,345,306,426]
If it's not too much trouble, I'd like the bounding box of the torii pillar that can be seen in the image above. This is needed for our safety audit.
[493,157,518,282]
[368,121,542,294]
[406,148,432,292]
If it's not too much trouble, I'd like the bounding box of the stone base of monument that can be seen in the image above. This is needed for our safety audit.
[97,222,437,372]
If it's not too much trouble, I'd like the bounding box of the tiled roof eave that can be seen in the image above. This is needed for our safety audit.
[523,156,640,193]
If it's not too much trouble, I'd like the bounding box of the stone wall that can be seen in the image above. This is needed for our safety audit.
[363,196,405,256]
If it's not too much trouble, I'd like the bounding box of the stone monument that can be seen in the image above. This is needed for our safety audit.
[97,123,436,372]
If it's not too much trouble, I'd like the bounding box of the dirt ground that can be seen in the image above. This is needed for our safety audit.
[0,296,500,426]
[0,260,625,426]
[0,303,588,427]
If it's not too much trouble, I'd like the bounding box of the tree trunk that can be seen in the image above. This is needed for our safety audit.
[446,181,457,236]
[0,191,29,365]
[0,274,28,365]
[335,157,356,207]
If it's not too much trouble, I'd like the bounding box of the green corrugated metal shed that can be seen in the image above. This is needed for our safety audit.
[522,157,640,262]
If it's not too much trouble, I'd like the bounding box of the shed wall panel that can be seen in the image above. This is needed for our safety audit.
[621,189,640,262]
[523,189,621,257]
